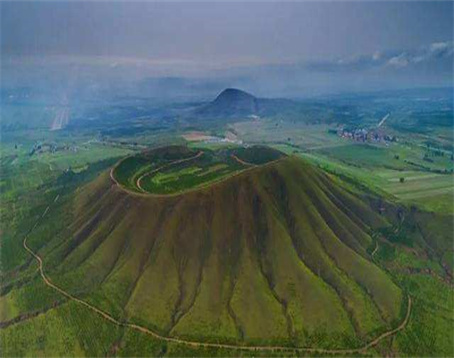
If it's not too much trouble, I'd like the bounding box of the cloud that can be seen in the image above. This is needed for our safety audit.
[372,51,382,61]
[387,53,410,68]
[429,41,454,57]
[386,41,453,68]
[307,41,453,72]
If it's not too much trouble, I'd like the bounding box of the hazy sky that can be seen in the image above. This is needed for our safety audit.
[2,2,452,63]
[1,1,453,94]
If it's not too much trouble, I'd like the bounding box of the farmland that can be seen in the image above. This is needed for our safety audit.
[227,89,454,216]
[266,139,453,214]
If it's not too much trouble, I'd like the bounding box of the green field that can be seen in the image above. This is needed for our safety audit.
[269,141,454,214]
[231,112,453,216]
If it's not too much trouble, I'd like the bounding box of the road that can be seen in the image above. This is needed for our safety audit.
[377,113,390,128]
[50,107,70,131]
[21,194,413,355]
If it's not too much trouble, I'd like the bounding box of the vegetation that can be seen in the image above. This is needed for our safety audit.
[113,145,285,195]
[3,149,415,353]
[1,87,453,356]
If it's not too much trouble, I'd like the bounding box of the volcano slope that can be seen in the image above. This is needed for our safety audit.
[30,148,408,350]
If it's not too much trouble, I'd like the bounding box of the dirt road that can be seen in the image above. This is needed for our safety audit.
[50,107,70,131]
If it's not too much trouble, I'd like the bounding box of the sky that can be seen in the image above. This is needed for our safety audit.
[1,1,453,96]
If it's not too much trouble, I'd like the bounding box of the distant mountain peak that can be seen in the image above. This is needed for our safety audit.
[213,88,256,102]
[196,88,258,118]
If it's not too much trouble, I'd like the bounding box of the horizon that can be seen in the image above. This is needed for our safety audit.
[1,1,453,97]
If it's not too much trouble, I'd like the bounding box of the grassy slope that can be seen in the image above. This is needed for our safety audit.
[2,154,453,356]
[16,155,404,349]
[1,299,123,357]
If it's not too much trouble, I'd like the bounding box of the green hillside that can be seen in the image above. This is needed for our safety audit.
[2,146,452,356]
[14,151,404,342]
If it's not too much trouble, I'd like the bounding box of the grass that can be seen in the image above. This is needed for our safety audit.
[392,275,454,356]
[229,249,289,343]
[1,88,452,356]
[198,163,228,176]
[151,166,202,187]
[141,162,240,194]
[115,145,285,195]
[265,160,402,326]
[1,144,452,356]
[370,221,454,357]
[412,192,454,214]
[231,121,345,150]
[0,278,64,322]
[0,300,123,357]
[238,115,453,215]
[272,144,454,215]
[380,172,453,213]
[33,153,405,348]
[232,146,285,165]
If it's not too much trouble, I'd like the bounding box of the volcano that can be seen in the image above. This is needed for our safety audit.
[42,149,404,348]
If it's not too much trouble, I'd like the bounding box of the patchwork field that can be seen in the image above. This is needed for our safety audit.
[229,112,453,216]
[269,141,454,214]
[379,171,453,211]
[231,121,346,150]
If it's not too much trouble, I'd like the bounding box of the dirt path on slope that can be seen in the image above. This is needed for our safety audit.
[136,151,204,192]
[371,240,379,257]
[110,152,277,199]
[20,194,413,355]
[231,154,256,167]
[109,151,204,193]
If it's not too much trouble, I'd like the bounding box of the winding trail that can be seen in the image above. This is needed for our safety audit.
[231,154,256,167]
[371,240,379,257]
[21,194,413,355]
[136,151,204,192]
[109,151,276,199]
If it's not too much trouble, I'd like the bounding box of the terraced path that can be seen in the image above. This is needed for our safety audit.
[135,151,204,192]
[231,154,256,167]
[110,152,275,198]
[372,240,379,257]
[22,194,412,355]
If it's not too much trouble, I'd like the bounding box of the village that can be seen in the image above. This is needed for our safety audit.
[336,126,397,144]
[28,141,79,156]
